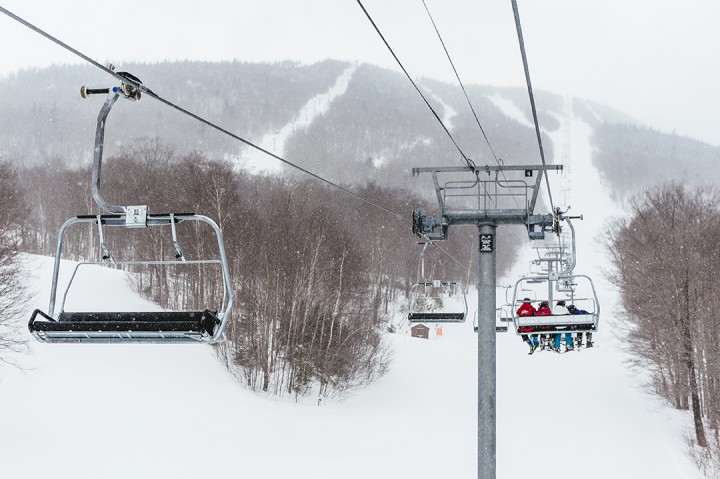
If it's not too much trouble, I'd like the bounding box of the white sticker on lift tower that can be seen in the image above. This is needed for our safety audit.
[480,234,494,252]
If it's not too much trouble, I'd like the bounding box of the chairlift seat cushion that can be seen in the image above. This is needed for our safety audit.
[515,316,597,334]
[408,312,466,323]
[29,309,219,343]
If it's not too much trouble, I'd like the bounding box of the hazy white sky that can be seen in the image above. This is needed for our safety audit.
[1,0,718,145]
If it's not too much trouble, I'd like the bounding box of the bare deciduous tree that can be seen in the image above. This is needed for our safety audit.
[0,160,29,360]
[608,183,720,456]
[14,144,429,398]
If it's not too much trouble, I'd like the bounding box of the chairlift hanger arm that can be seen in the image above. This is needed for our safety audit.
[417,241,431,282]
[82,68,144,216]
[553,208,585,272]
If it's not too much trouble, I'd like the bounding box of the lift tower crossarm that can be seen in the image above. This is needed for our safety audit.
[444,211,553,226]
[412,165,562,216]
[411,164,563,174]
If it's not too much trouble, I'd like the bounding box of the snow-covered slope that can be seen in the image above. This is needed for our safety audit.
[0,255,703,479]
[0,97,707,479]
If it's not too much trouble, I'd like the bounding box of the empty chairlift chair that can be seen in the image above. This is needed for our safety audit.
[28,72,233,343]
[406,242,467,324]
[474,307,511,333]
[408,280,468,323]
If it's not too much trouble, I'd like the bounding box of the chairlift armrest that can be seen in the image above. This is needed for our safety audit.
[28,309,56,332]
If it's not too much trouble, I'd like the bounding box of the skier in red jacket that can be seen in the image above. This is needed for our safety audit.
[536,300,552,316]
[516,298,539,354]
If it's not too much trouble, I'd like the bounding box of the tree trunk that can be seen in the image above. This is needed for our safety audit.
[680,271,707,447]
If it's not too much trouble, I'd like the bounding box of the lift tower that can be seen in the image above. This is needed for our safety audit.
[412,163,562,479]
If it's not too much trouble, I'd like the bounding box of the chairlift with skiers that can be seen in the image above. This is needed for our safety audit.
[510,273,599,335]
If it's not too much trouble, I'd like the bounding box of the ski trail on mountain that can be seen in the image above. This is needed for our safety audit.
[232,64,358,174]
[423,86,457,130]
[488,93,535,129]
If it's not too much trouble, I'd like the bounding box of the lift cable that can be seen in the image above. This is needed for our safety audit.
[420,0,499,163]
[510,0,556,213]
[355,0,476,171]
[0,5,474,272]
[420,0,520,211]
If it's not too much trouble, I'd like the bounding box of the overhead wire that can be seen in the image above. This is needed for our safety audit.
[354,0,476,172]
[419,0,521,210]
[420,0,499,163]
[510,0,556,213]
[0,5,474,270]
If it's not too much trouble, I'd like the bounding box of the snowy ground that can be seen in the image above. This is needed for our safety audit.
[0,95,707,478]
[0,254,703,479]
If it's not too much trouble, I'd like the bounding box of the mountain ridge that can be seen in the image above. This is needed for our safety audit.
[2,59,716,200]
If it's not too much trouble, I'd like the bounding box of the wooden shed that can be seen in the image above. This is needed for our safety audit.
[411,324,430,339]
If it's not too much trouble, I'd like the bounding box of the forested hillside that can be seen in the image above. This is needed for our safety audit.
[592,124,720,199]
[608,184,720,471]
[0,60,349,166]
[3,59,714,201]
[12,141,482,397]
[0,59,562,185]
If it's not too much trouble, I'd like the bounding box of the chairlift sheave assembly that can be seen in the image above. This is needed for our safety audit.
[28,70,233,343]
[407,242,468,323]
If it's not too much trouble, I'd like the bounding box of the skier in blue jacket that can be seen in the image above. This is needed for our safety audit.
[568,304,593,347]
